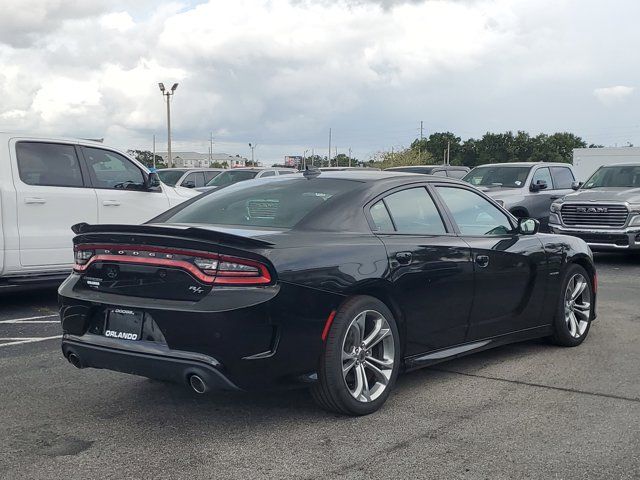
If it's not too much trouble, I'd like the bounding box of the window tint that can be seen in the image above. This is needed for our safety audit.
[261,171,276,177]
[157,169,187,186]
[278,170,295,175]
[182,172,205,187]
[384,188,446,235]
[447,170,468,179]
[16,142,84,187]
[436,186,513,236]
[163,177,355,228]
[370,201,394,232]
[83,147,145,189]
[204,171,221,183]
[550,167,575,189]
[463,166,531,188]
[531,167,552,188]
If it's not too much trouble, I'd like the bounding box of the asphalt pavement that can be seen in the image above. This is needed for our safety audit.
[0,254,638,480]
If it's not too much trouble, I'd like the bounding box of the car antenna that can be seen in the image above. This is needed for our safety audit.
[303,165,321,179]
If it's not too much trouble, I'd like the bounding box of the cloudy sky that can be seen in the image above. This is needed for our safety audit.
[1,0,639,164]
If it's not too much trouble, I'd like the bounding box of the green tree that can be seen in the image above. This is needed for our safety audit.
[210,161,226,168]
[127,149,164,168]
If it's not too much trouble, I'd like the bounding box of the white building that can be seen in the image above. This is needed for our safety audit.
[159,151,248,168]
[572,147,640,181]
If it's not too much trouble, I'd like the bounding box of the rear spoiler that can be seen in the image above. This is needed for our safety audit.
[71,223,274,248]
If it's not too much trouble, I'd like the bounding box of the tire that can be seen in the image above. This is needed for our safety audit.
[549,264,593,347]
[311,295,401,416]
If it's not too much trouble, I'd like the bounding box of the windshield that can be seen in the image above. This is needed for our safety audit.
[583,165,640,189]
[463,166,531,188]
[205,170,258,187]
[157,170,187,186]
[162,177,357,228]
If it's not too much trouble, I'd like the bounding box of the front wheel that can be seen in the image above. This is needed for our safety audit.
[311,296,400,416]
[550,264,593,347]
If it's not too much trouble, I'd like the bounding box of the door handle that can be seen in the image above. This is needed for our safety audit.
[102,200,121,206]
[475,255,490,268]
[550,195,562,200]
[395,251,412,264]
[24,197,46,204]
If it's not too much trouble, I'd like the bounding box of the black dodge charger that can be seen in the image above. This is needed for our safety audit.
[59,170,596,415]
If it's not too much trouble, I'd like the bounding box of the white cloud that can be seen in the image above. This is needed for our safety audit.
[0,0,640,162]
[593,86,635,107]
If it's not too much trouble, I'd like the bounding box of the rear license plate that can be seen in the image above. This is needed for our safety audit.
[105,309,143,341]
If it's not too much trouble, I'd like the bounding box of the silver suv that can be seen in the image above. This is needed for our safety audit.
[463,162,577,230]
[549,163,640,250]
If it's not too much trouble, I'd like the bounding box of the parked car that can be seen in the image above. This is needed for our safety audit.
[157,168,223,189]
[0,133,199,289]
[549,163,640,250]
[385,165,469,179]
[463,162,577,229]
[60,170,596,415]
[195,167,297,193]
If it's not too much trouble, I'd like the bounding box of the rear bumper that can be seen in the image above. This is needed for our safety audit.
[549,223,640,250]
[62,337,239,390]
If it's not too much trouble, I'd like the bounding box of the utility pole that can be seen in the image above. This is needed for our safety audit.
[447,141,450,165]
[209,132,214,163]
[158,82,178,168]
[303,149,309,169]
[348,147,352,167]
[311,148,315,166]
[328,128,332,168]
[391,146,395,165]
[152,134,156,169]
[419,120,424,163]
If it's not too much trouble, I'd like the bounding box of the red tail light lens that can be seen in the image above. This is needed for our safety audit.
[73,244,272,286]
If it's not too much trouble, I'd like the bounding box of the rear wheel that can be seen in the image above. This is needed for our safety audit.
[550,264,593,346]
[311,296,400,416]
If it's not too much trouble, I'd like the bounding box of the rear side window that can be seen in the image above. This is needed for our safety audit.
[370,201,394,232]
[551,167,575,189]
[383,188,446,235]
[261,171,276,177]
[83,147,145,190]
[432,170,447,177]
[16,142,84,187]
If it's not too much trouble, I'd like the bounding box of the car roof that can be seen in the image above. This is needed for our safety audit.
[473,162,571,168]
[386,165,467,170]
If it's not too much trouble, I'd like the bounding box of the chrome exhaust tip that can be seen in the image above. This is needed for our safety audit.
[188,374,207,394]
[67,352,82,369]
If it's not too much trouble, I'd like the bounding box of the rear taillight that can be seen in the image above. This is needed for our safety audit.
[73,244,272,286]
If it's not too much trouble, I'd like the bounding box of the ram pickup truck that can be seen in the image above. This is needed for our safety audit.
[549,163,640,250]
[0,133,199,289]
[463,162,577,230]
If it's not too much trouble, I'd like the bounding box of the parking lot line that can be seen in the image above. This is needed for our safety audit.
[0,314,58,324]
[0,336,61,347]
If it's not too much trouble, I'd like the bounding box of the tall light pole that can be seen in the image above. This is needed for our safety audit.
[159,82,178,167]
[303,149,309,169]
[248,143,257,165]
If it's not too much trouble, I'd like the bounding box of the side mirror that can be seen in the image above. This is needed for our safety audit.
[518,218,539,235]
[571,181,582,191]
[182,180,196,188]
[530,179,548,192]
[144,171,161,190]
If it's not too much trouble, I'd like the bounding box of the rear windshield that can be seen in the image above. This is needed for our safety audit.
[463,166,531,188]
[583,165,640,189]
[205,170,258,187]
[157,170,187,186]
[386,167,433,174]
[162,177,358,228]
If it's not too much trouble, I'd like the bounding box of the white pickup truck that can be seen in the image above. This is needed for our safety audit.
[0,133,199,289]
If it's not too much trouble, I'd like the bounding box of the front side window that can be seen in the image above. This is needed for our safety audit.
[447,170,468,179]
[16,142,84,187]
[204,171,221,183]
[157,169,187,186]
[206,170,258,187]
[261,171,276,177]
[383,187,446,235]
[550,167,575,189]
[436,186,513,236]
[83,147,145,190]
[182,172,205,188]
[531,167,553,189]
[463,166,531,188]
